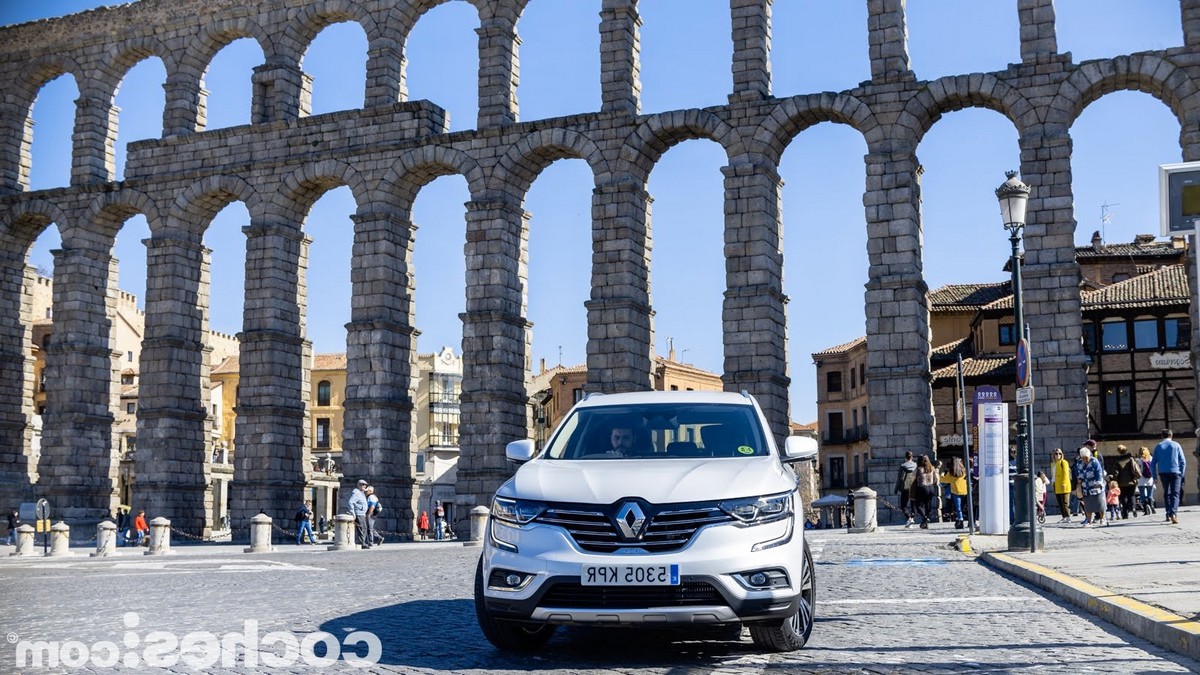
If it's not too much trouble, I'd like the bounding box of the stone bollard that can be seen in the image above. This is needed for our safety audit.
[328,514,356,551]
[146,517,171,555]
[464,506,489,547]
[10,524,36,556]
[850,487,878,533]
[93,520,117,557]
[244,513,275,553]
[49,521,72,557]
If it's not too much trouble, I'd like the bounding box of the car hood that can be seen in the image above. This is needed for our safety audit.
[506,457,796,505]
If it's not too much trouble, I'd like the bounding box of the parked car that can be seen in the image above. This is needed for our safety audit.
[474,390,818,652]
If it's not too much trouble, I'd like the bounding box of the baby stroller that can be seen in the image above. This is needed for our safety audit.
[1035,500,1046,524]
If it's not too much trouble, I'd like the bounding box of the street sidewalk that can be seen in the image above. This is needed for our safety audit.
[957,503,1200,661]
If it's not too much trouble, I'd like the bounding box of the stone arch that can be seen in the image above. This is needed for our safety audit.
[272,160,372,223]
[752,92,881,166]
[1047,54,1199,132]
[186,16,273,82]
[76,188,163,245]
[901,73,1032,148]
[0,199,69,253]
[388,0,487,44]
[280,0,381,65]
[12,55,84,129]
[491,128,608,197]
[618,110,744,184]
[166,175,261,239]
[93,35,178,98]
[378,145,487,216]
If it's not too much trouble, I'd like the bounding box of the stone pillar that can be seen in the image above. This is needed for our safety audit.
[867,0,913,83]
[10,524,35,556]
[251,62,311,124]
[1018,0,1059,64]
[341,211,418,537]
[38,246,119,526]
[1182,125,1200,428]
[862,149,933,489]
[599,0,641,115]
[71,95,118,185]
[136,235,210,536]
[456,198,529,518]
[587,179,655,392]
[1017,131,1090,458]
[48,521,71,556]
[721,161,789,441]
[162,71,206,136]
[146,516,171,555]
[365,42,405,108]
[230,222,309,531]
[1184,0,1200,48]
[0,101,33,193]
[729,0,772,103]
[0,259,36,506]
[328,513,356,551]
[476,18,520,127]
[92,520,117,557]
[244,513,274,552]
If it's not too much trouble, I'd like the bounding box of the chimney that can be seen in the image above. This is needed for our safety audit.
[539,358,545,374]
[1091,230,1102,251]
[1133,233,1155,245]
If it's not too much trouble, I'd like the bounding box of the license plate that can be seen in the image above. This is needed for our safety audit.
[580,563,680,586]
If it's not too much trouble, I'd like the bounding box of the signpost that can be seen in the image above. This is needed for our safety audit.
[36,498,49,555]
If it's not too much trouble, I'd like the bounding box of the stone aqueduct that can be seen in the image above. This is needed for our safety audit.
[2,0,1200,536]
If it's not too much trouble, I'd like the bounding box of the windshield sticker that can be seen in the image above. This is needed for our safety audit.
[737,445,755,455]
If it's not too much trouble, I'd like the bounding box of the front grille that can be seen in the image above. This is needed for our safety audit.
[537,503,732,553]
[540,581,725,609]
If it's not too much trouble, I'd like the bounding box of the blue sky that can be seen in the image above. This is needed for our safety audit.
[1,1,1184,423]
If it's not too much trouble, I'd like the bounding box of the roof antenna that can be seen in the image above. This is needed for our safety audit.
[1101,203,1119,243]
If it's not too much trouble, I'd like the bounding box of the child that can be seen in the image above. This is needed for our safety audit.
[1105,480,1121,524]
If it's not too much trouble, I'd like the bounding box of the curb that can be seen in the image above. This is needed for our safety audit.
[980,551,1200,662]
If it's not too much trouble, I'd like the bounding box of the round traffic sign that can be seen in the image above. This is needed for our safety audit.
[1015,338,1030,388]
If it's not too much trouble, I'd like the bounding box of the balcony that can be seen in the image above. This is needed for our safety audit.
[822,426,869,446]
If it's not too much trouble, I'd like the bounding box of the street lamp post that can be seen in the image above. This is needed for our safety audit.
[997,171,1044,553]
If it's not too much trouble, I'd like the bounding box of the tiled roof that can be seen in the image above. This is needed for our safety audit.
[1075,239,1185,260]
[812,336,866,357]
[1082,265,1189,311]
[312,353,347,371]
[529,363,586,392]
[212,354,239,374]
[931,337,969,358]
[931,355,1014,383]
[928,282,1010,310]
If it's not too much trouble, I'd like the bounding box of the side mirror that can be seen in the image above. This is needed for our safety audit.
[782,436,819,463]
[506,439,537,464]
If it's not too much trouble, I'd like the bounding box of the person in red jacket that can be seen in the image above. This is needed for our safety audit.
[133,509,149,546]
[417,510,430,540]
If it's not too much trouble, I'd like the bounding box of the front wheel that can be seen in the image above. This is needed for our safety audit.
[748,540,815,652]
[474,558,557,651]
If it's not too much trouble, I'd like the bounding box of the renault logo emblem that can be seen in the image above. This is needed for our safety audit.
[615,502,646,540]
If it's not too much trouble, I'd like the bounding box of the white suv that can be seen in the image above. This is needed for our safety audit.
[474,390,818,652]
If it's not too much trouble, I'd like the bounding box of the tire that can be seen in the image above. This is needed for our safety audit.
[474,558,556,651]
[749,540,815,652]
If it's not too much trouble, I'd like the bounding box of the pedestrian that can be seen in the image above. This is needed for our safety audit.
[1076,447,1106,527]
[318,514,327,535]
[348,479,370,548]
[5,508,18,545]
[912,455,940,529]
[1105,480,1120,524]
[1137,446,1156,515]
[1034,470,1048,520]
[939,457,968,529]
[295,501,315,544]
[365,487,384,546]
[434,501,446,541]
[417,510,430,540]
[1151,429,1187,524]
[133,509,149,545]
[1049,448,1072,523]
[894,451,917,528]
[1112,444,1141,519]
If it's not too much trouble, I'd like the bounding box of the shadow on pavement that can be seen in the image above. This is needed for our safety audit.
[320,599,783,670]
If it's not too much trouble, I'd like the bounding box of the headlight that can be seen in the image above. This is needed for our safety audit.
[719,492,792,525]
[491,496,544,525]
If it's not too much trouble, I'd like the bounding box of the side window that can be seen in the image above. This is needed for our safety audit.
[826,371,842,394]
[1102,320,1128,352]
[317,380,331,406]
[1132,318,1158,350]
[998,323,1016,346]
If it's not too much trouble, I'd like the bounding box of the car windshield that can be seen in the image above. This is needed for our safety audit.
[543,403,769,460]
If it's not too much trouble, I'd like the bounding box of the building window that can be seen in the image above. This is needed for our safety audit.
[430,409,459,447]
[828,457,845,489]
[998,323,1016,346]
[1133,318,1158,350]
[1164,317,1189,350]
[826,371,842,394]
[850,367,857,390]
[670,385,678,391]
[429,373,461,405]
[573,388,584,403]
[1111,272,1130,283]
[1101,320,1128,352]
[1082,321,1097,354]
[121,374,134,385]
[415,453,426,474]
[126,402,135,414]
[826,412,844,442]
[316,418,331,448]
[1102,382,1136,433]
[127,351,134,362]
[317,380,331,407]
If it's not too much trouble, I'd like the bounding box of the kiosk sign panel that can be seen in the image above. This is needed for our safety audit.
[977,402,1010,535]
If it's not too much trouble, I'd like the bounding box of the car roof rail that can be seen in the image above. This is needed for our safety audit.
[583,392,604,401]
[740,390,751,400]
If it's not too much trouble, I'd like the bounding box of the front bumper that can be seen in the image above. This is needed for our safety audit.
[480,515,804,626]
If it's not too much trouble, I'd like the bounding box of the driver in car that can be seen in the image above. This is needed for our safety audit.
[608,425,635,457]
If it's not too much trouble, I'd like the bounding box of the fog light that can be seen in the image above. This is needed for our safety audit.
[734,568,790,590]
[749,572,769,586]
[505,573,523,587]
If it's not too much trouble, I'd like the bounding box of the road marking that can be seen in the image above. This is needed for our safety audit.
[844,558,948,566]
[824,596,1037,605]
